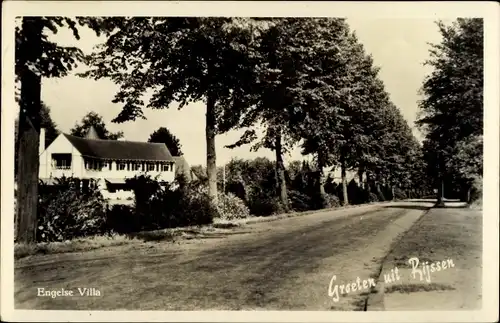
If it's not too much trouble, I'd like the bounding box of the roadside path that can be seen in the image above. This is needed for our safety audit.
[366,203,482,310]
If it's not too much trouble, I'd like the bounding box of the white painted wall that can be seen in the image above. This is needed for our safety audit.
[39,134,176,183]
[39,134,83,179]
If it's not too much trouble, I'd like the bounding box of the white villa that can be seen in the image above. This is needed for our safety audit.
[38,126,195,200]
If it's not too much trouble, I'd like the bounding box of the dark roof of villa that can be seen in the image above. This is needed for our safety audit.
[63,134,174,162]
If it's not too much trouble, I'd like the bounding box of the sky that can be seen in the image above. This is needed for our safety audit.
[39,18,444,168]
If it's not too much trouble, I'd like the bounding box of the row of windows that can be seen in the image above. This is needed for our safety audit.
[84,159,174,172]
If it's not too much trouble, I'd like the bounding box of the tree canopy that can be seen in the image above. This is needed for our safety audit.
[70,111,124,140]
[417,18,483,201]
[148,127,183,156]
[81,17,260,203]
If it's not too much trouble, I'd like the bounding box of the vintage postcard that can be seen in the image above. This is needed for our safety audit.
[1,1,498,322]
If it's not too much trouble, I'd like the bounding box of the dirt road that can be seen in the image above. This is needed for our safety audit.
[15,201,435,310]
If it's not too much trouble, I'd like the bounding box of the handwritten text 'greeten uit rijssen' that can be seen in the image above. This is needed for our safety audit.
[328,257,455,302]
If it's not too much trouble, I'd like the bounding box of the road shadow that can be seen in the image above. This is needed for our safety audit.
[404,199,437,203]
[433,204,469,209]
[404,199,462,204]
[383,205,431,211]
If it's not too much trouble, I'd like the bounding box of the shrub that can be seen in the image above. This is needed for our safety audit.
[288,190,312,212]
[37,177,108,242]
[247,190,286,217]
[368,192,379,202]
[324,193,341,208]
[393,187,407,200]
[105,204,138,234]
[178,185,217,226]
[216,192,251,221]
[126,176,217,230]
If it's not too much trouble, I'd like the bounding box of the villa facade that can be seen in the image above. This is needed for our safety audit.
[38,126,194,200]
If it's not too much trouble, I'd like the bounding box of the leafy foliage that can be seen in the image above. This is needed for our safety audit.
[417,18,483,199]
[287,190,313,212]
[125,175,217,231]
[148,127,183,156]
[81,18,262,202]
[37,177,108,242]
[70,111,124,140]
[15,17,106,80]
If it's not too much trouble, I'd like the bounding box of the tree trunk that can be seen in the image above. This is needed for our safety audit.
[341,159,349,206]
[375,182,383,200]
[358,167,364,190]
[436,178,444,206]
[391,186,395,200]
[317,152,326,197]
[319,167,326,197]
[16,18,43,243]
[205,94,218,204]
[275,131,289,211]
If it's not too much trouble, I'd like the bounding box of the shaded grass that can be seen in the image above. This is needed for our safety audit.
[385,283,455,294]
[14,235,131,259]
[469,198,482,210]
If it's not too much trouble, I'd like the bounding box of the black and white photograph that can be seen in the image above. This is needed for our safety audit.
[1,1,498,322]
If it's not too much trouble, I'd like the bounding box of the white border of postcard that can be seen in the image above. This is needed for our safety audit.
[2,1,499,322]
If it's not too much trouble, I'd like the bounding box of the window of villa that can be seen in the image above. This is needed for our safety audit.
[147,163,155,171]
[126,163,130,171]
[52,153,72,169]
[118,162,126,171]
[85,158,102,171]
[134,163,141,171]
[162,164,169,172]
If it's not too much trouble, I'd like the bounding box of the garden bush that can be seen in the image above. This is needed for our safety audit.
[177,184,218,226]
[216,192,251,221]
[368,192,379,202]
[105,204,138,234]
[37,177,108,242]
[288,190,312,212]
[247,190,286,217]
[393,187,407,200]
[126,176,217,230]
[324,193,341,208]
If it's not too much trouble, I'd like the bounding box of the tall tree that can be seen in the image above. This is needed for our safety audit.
[70,111,124,140]
[81,18,258,205]
[15,102,60,177]
[417,18,483,204]
[297,26,389,206]
[15,17,103,243]
[148,127,183,156]
[228,18,353,210]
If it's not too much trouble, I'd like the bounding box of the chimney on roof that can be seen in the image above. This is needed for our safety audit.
[39,128,46,155]
[85,125,100,139]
